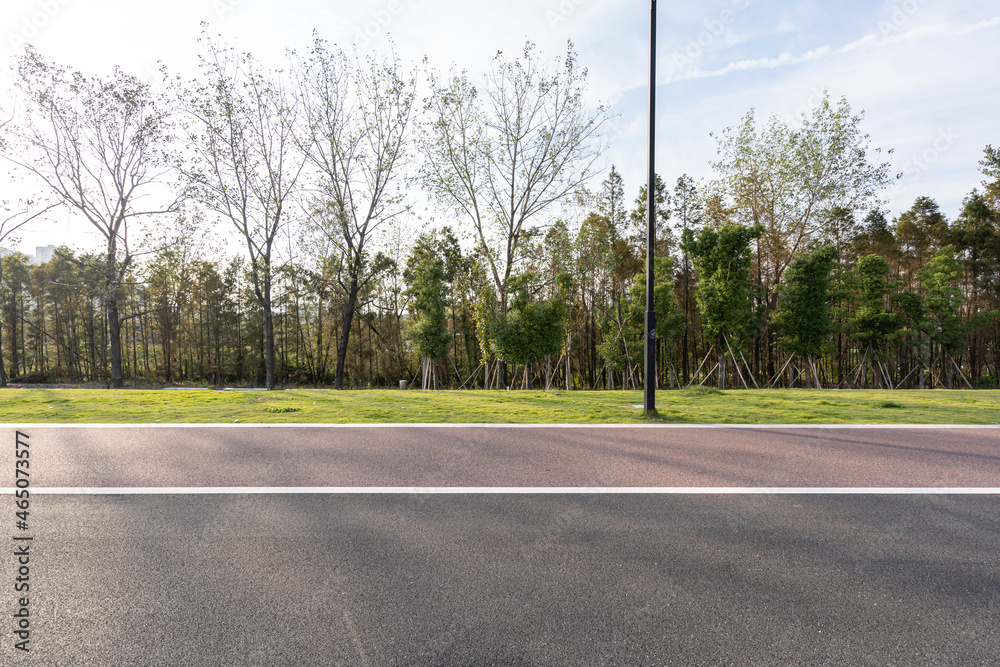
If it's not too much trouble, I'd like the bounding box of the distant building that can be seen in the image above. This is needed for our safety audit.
[0,245,57,265]
[33,245,56,264]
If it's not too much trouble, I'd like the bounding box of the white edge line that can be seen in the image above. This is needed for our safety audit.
[2,423,998,429]
[3,487,1000,495]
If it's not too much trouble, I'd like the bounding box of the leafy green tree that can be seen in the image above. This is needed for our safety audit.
[952,190,999,382]
[597,257,682,389]
[891,289,929,388]
[405,243,452,389]
[853,209,896,261]
[489,273,566,389]
[848,254,900,387]
[895,197,951,287]
[710,93,892,312]
[954,191,998,285]
[0,251,32,384]
[681,224,764,388]
[772,245,838,387]
[917,246,997,388]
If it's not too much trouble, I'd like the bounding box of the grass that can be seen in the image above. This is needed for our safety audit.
[0,386,998,424]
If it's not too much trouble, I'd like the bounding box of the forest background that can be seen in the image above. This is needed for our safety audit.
[1,30,999,394]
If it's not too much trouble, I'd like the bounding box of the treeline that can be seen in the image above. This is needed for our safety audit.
[3,158,999,390]
[1,36,998,390]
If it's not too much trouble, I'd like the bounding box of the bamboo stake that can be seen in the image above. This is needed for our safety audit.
[458,363,483,390]
[769,355,795,388]
[724,335,748,389]
[688,346,716,388]
[698,362,720,386]
[951,355,974,389]
[738,346,760,389]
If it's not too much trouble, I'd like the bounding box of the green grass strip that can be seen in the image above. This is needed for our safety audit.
[0,387,998,424]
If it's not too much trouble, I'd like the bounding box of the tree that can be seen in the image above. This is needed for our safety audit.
[853,209,896,261]
[296,34,416,389]
[710,93,893,377]
[818,205,860,261]
[176,30,304,389]
[598,166,628,239]
[143,214,206,384]
[421,40,610,318]
[629,173,673,257]
[681,224,764,389]
[0,251,32,383]
[0,192,56,386]
[5,47,176,388]
[489,273,567,389]
[404,234,453,389]
[599,256,683,389]
[671,174,702,383]
[894,196,950,286]
[848,254,900,388]
[980,145,1000,209]
[952,191,998,384]
[771,245,838,387]
[917,246,996,388]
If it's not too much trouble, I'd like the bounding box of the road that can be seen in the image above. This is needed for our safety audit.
[5,424,1000,488]
[2,425,999,665]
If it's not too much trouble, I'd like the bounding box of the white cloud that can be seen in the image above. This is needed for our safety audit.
[665,16,1000,83]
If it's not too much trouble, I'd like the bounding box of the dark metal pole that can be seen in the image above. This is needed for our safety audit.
[644,0,657,416]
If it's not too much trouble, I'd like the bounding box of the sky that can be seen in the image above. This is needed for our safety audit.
[1,0,998,257]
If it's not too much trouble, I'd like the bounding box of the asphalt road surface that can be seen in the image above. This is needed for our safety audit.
[2,426,999,665]
[5,424,1000,488]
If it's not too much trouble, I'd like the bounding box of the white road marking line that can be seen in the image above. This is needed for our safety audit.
[3,487,1000,495]
[2,423,998,428]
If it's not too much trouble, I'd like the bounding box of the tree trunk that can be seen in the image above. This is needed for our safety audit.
[264,302,276,389]
[918,341,926,389]
[810,354,822,389]
[717,339,726,390]
[335,281,360,390]
[566,341,571,391]
[0,260,6,388]
[107,295,124,388]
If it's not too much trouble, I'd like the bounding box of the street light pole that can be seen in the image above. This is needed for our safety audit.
[644,0,657,416]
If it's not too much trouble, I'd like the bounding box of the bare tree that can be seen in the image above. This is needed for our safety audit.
[176,29,305,389]
[3,48,176,388]
[421,40,610,315]
[295,34,415,389]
